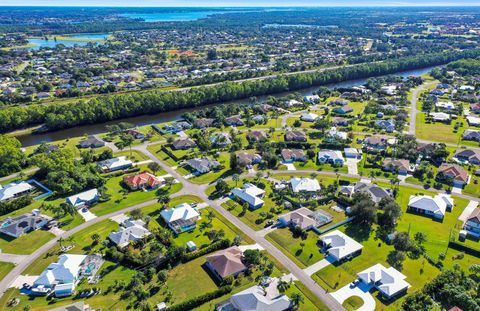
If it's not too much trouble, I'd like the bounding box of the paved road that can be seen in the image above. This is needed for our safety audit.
[409,84,426,135]
[0,168,39,182]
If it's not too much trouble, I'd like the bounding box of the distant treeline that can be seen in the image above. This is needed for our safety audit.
[1,48,479,134]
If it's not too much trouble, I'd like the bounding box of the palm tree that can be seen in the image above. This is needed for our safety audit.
[232,173,240,186]
[277,280,290,293]
[206,210,215,224]
[91,233,100,245]
[291,293,304,309]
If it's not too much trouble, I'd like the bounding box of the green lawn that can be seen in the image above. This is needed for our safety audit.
[464,176,480,197]
[266,229,323,268]
[0,230,55,255]
[113,149,150,162]
[146,144,179,166]
[343,295,364,311]
[0,261,15,280]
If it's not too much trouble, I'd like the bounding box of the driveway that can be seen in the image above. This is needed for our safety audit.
[48,227,66,237]
[238,243,264,252]
[459,200,479,222]
[10,275,38,289]
[331,281,376,311]
[345,158,359,175]
[303,256,334,276]
[78,209,97,221]
[282,162,296,171]
[110,213,129,224]
[452,186,463,195]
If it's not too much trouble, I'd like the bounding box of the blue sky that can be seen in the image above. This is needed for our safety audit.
[3,1,480,6]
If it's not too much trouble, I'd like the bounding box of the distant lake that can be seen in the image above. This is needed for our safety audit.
[27,33,109,50]
[121,12,219,22]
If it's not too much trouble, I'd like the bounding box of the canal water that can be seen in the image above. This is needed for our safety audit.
[16,66,435,147]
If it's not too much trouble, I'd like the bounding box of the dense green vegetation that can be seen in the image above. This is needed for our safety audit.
[0,135,26,176]
[1,49,479,133]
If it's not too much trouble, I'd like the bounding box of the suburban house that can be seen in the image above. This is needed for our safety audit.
[210,132,231,147]
[407,194,454,220]
[463,208,480,238]
[318,150,345,166]
[325,127,348,141]
[78,136,105,149]
[363,136,388,151]
[33,254,87,297]
[123,171,162,190]
[430,112,451,122]
[231,183,265,209]
[97,156,133,172]
[417,143,436,158]
[0,181,33,202]
[329,98,349,106]
[193,118,215,129]
[0,209,49,238]
[357,264,410,300]
[205,246,247,281]
[108,218,152,248]
[278,207,332,232]
[220,284,291,311]
[382,158,411,175]
[281,149,306,163]
[340,182,392,203]
[344,148,361,159]
[184,158,220,174]
[375,119,395,132]
[466,116,480,127]
[246,130,268,142]
[285,130,307,142]
[125,129,145,140]
[319,230,363,262]
[471,103,480,114]
[305,94,320,103]
[160,203,200,234]
[237,153,262,166]
[290,177,321,193]
[172,138,197,150]
[66,189,100,208]
[454,149,480,165]
[332,117,349,126]
[436,101,455,110]
[300,112,319,122]
[225,116,245,126]
[164,121,192,133]
[437,163,469,187]
[332,105,353,114]
[463,129,480,142]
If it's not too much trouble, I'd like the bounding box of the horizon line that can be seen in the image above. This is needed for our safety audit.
[2,4,480,7]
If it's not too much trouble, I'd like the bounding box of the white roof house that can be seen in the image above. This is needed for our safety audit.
[327,127,348,140]
[66,189,99,208]
[319,230,363,261]
[436,101,455,110]
[466,116,480,127]
[33,254,87,291]
[108,219,151,248]
[160,203,200,233]
[429,112,451,122]
[290,178,321,193]
[231,183,265,209]
[318,150,345,166]
[408,194,453,220]
[357,263,410,299]
[229,285,291,311]
[0,181,33,202]
[300,113,319,122]
[344,148,361,158]
[97,156,133,172]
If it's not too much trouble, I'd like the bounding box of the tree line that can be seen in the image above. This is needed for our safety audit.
[1,48,479,134]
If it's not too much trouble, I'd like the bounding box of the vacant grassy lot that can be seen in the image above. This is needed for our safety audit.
[266,228,323,268]
[0,230,55,255]
[0,261,15,280]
